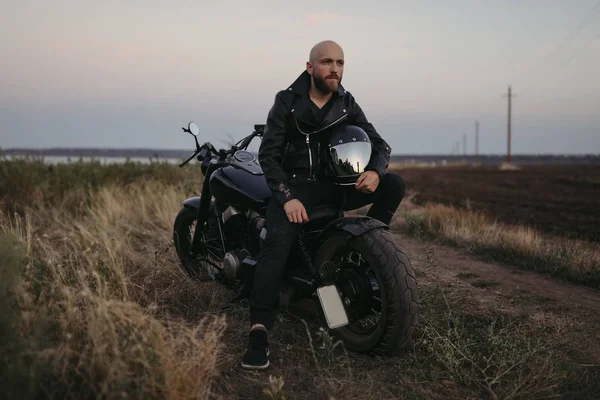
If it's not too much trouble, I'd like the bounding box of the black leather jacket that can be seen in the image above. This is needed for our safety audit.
[258,70,392,206]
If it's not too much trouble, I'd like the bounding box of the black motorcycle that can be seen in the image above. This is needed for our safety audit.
[173,121,419,353]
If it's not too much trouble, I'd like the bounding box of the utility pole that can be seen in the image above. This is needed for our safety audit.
[463,133,466,157]
[475,120,479,157]
[504,86,516,163]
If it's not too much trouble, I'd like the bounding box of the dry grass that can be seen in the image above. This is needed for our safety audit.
[399,202,600,288]
[0,181,227,399]
[1,160,598,399]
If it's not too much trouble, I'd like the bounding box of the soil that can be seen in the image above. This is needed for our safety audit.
[213,232,600,399]
[395,164,600,242]
[398,234,600,366]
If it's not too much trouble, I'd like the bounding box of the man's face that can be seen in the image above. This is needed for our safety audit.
[307,44,344,94]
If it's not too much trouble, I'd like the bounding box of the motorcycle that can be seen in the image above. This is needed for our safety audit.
[173,121,419,353]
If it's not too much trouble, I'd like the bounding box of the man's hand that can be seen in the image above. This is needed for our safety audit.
[283,199,309,223]
[355,171,380,193]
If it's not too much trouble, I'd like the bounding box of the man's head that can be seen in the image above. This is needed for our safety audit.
[306,40,344,94]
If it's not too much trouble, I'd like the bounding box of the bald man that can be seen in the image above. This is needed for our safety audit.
[241,40,405,370]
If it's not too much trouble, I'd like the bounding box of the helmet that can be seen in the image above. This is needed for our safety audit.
[325,124,372,185]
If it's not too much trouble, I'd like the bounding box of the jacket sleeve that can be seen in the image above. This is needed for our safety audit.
[347,94,392,178]
[258,91,296,206]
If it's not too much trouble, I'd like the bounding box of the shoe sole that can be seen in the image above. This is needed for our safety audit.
[240,360,270,370]
[240,350,270,370]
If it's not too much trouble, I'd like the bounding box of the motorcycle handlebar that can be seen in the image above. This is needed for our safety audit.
[196,147,210,161]
[179,150,198,167]
[179,127,262,167]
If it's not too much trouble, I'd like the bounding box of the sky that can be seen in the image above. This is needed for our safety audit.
[1,0,599,155]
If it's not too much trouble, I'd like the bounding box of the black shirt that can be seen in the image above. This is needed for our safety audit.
[305,93,335,128]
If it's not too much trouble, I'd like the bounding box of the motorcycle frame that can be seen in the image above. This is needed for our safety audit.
[181,124,389,290]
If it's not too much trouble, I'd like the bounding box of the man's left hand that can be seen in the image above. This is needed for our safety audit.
[355,171,380,193]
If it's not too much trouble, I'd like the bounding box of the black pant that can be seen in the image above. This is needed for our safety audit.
[249,172,406,329]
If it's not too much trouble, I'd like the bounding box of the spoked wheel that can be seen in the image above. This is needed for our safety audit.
[315,228,419,354]
[173,203,225,280]
[337,257,383,335]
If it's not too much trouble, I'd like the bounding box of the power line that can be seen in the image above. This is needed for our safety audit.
[470,2,600,158]
[474,2,600,123]
[513,1,600,88]
[564,32,600,65]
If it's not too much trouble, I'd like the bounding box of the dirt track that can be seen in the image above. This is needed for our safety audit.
[397,232,600,366]
[216,230,600,399]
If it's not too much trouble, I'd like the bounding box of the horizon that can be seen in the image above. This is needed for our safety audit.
[3,145,600,157]
[1,1,599,155]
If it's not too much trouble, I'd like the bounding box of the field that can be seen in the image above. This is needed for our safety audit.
[1,159,599,399]
[395,164,600,242]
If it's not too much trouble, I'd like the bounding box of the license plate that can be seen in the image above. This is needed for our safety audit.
[317,285,349,329]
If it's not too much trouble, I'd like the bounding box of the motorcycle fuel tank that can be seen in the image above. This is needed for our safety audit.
[209,166,271,209]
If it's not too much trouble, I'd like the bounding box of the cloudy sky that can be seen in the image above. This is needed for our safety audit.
[1,0,599,155]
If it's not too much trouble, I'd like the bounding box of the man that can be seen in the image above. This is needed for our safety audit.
[241,40,406,370]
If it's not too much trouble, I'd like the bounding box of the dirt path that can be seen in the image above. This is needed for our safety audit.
[396,232,600,365]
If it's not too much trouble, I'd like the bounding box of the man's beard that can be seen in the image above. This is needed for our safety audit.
[313,73,341,93]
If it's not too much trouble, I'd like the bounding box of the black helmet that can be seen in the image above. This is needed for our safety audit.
[325,124,372,185]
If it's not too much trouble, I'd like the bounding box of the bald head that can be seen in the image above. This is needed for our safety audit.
[309,40,344,64]
[306,40,345,95]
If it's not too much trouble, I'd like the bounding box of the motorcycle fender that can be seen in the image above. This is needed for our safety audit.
[182,196,201,211]
[317,215,388,239]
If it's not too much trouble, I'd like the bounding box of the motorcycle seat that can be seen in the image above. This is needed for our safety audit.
[308,204,343,221]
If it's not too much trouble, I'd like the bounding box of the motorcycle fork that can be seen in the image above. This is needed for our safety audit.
[191,163,216,251]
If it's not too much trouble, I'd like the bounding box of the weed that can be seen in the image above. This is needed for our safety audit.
[402,203,600,288]
[471,280,500,288]
[457,273,479,280]
[263,375,286,400]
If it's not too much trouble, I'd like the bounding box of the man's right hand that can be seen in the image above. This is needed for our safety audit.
[283,199,309,223]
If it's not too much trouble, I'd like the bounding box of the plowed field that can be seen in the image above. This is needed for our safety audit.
[396,164,600,242]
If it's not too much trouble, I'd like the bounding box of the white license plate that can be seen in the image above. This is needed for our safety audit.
[317,285,349,329]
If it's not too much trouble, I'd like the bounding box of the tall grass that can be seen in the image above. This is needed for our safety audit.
[400,203,600,288]
[1,160,598,399]
[0,178,226,399]
[0,157,202,214]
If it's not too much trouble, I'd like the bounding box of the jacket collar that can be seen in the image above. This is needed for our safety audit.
[287,70,348,131]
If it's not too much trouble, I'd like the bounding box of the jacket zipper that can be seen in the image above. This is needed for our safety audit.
[296,113,348,178]
[306,134,312,176]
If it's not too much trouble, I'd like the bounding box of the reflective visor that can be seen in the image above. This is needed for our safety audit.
[328,142,372,176]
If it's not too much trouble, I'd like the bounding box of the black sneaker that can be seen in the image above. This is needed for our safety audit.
[241,328,270,370]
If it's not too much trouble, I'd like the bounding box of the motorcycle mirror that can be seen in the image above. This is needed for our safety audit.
[188,122,200,136]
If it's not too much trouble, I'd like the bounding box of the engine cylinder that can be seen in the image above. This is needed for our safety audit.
[222,249,250,280]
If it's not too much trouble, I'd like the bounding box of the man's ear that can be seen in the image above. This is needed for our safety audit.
[306,61,313,75]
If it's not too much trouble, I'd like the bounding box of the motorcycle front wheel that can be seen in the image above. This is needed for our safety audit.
[315,228,419,354]
[172,203,224,280]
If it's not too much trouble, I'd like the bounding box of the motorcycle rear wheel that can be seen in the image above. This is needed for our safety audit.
[315,228,419,354]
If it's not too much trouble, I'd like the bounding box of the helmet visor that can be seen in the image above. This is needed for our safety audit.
[329,142,372,176]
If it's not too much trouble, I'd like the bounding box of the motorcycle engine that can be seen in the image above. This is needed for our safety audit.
[222,248,251,280]
[219,207,267,280]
